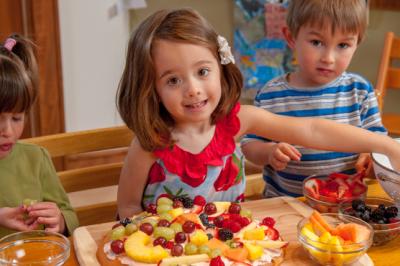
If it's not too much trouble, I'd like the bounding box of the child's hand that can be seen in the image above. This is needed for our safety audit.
[0,206,32,231]
[267,142,301,170]
[26,202,66,234]
[355,153,372,176]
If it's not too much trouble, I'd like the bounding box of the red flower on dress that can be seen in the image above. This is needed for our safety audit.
[153,103,241,188]
[148,162,166,184]
[214,156,239,191]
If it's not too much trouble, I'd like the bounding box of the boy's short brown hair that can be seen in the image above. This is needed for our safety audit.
[286,0,368,43]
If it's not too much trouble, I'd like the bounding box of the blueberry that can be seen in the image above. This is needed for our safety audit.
[352,200,365,212]
[361,212,370,222]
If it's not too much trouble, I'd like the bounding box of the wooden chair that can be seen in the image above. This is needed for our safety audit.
[22,126,134,226]
[22,125,264,225]
[375,31,400,135]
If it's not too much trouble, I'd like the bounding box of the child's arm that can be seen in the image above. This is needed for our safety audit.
[241,141,301,170]
[117,138,155,219]
[0,206,31,231]
[32,147,79,235]
[238,105,400,170]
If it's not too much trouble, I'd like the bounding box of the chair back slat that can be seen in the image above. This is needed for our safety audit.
[375,32,400,135]
[59,162,123,192]
[390,35,400,59]
[23,126,134,157]
[387,68,400,89]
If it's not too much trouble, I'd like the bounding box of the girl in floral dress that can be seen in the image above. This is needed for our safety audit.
[116,8,400,219]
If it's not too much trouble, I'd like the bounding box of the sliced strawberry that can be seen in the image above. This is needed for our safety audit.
[193,195,206,206]
[264,226,279,240]
[237,217,250,227]
[261,217,276,227]
[304,178,322,199]
[228,221,242,233]
[325,180,339,192]
[319,188,338,203]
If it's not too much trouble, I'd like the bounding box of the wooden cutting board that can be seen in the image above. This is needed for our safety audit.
[73,196,373,266]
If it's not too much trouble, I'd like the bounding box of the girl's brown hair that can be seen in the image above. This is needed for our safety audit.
[0,34,38,113]
[117,8,243,151]
[286,0,368,43]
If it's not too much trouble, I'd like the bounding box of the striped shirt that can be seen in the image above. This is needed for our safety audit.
[242,72,387,197]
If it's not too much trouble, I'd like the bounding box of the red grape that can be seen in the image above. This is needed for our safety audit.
[228,203,241,214]
[139,222,154,235]
[110,240,124,254]
[153,237,167,247]
[174,232,187,243]
[157,219,171,227]
[171,244,183,256]
[146,203,157,214]
[182,221,195,233]
[204,203,217,215]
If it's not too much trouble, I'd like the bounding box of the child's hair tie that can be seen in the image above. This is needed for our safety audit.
[217,35,235,65]
[4,38,17,52]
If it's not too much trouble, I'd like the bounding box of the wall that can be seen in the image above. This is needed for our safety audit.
[348,9,400,113]
[58,1,399,131]
[58,0,129,131]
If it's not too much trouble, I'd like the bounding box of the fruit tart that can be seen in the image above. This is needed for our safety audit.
[96,196,288,265]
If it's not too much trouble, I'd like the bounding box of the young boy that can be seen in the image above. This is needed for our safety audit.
[241,0,386,197]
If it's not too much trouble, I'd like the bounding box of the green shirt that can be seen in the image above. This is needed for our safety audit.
[0,142,79,238]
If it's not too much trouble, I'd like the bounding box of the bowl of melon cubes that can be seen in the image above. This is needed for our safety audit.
[297,211,373,266]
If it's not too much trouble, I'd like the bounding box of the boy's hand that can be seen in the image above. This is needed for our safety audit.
[355,153,372,176]
[26,202,66,234]
[0,206,32,231]
[267,142,301,170]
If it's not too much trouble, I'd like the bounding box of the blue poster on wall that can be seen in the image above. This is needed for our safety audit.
[234,0,294,100]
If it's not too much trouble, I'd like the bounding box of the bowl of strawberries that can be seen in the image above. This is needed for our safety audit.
[303,172,368,213]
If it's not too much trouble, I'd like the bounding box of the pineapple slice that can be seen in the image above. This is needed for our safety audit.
[124,231,169,263]
[190,230,209,246]
[243,242,263,261]
[243,228,265,240]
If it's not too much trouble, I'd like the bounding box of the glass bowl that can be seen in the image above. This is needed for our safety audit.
[372,138,400,205]
[0,231,70,266]
[297,213,373,265]
[339,197,400,246]
[303,175,367,213]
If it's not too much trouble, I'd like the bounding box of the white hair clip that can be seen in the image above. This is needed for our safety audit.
[217,35,235,65]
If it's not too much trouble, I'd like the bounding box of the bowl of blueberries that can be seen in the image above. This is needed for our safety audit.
[339,198,400,246]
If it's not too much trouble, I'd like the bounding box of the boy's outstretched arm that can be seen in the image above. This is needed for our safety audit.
[117,138,155,219]
[238,105,400,171]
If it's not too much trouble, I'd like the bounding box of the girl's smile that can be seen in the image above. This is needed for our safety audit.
[152,40,221,127]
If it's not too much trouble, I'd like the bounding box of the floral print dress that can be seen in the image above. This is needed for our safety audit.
[142,103,245,208]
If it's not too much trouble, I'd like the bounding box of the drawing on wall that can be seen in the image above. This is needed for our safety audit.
[234,0,294,99]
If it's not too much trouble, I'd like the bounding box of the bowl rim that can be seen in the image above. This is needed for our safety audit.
[372,150,400,178]
[297,213,374,252]
[0,230,70,264]
[338,197,400,231]
[302,175,367,204]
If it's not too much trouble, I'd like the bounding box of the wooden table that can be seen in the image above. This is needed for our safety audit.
[64,180,399,265]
